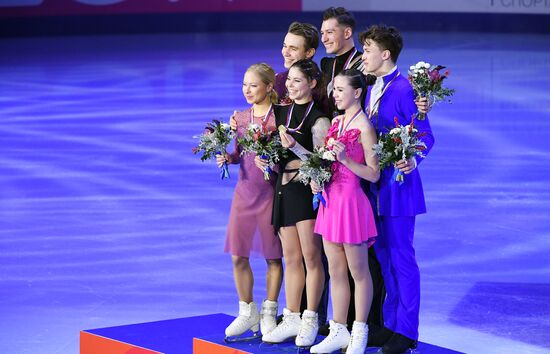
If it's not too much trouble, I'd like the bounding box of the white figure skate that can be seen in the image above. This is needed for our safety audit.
[310,319,350,353]
[346,321,368,354]
[295,309,319,348]
[260,299,278,335]
[224,301,260,343]
[261,308,301,343]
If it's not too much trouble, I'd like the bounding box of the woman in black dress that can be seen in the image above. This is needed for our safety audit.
[260,59,330,348]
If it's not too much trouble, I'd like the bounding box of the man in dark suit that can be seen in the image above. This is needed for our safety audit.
[318,6,386,339]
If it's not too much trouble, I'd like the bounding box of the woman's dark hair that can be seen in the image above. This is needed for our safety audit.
[289,59,326,99]
[336,68,368,110]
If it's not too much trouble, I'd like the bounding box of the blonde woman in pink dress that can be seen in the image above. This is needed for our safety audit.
[310,69,380,354]
[215,63,283,342]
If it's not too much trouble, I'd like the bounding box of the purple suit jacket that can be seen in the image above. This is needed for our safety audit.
[367,68,435,216]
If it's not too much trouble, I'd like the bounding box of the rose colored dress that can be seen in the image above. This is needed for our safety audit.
[224,108,283,259]
[314,119,377,246]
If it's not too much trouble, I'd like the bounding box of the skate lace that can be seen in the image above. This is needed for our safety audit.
[281,314,296,327]
[349,325,367,348]
[238,303,251,317]
[233,317,249,329]
[228,313,256,334]
[325,323,342,343]
[261,306,277,317]
[269,313,296,336]
[297,315,317,338]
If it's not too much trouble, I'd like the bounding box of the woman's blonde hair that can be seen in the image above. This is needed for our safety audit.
[246,63,279,104]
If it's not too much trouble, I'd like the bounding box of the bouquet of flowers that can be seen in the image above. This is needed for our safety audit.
[192,119,236,179]
[298,146,336,210]
[373,117,427,184]
[408,61,455,120]
[238,121,287,180]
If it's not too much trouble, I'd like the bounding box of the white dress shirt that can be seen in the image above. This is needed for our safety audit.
[369,65,397,116]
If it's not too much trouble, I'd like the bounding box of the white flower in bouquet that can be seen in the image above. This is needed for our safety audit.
[238,120,287,180]
[192,119,236,179]
[298,146,334,187]
[298,148,334,210]
[404,125,417,133]
[322,149,336,161]
[373,117,427,183]
[408,60,455,120]
[390,127,401,135]
[247,123,261,132]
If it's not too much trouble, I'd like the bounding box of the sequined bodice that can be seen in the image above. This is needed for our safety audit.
[325,119,364,187]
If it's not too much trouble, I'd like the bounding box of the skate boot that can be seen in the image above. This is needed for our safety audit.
[262,308,301,343]
[310,320,350,353]
[346,321,368,354]
[295,310,319,348]
[224,301,260,343]
[260,299,278,335]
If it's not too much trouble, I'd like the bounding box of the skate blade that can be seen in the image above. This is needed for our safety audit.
[261,336,297,345]
[224,332,261,343]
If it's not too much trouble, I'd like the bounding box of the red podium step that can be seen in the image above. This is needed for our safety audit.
[80,330,161,354]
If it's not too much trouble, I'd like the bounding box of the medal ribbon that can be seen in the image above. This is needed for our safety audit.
[338,107,363,137]
[285,101,314,133]
[250,104,273,125]
[328,48,358,95]
[367,72,401,123]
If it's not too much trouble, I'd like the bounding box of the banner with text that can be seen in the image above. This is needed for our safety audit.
[303,0,550,15]
[1,0,549,17]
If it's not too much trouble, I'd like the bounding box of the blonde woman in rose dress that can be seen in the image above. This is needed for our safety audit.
[216,63,283,342]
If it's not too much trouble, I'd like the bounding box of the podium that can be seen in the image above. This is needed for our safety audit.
[81,313,464,354]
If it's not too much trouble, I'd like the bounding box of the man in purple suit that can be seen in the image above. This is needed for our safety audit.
[359,24,435,354]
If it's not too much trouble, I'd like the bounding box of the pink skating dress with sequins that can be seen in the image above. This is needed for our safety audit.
[224,108,283,259]
[314,118,377,246]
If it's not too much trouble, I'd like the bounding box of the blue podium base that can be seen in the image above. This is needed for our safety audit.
[80,313,464,354]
